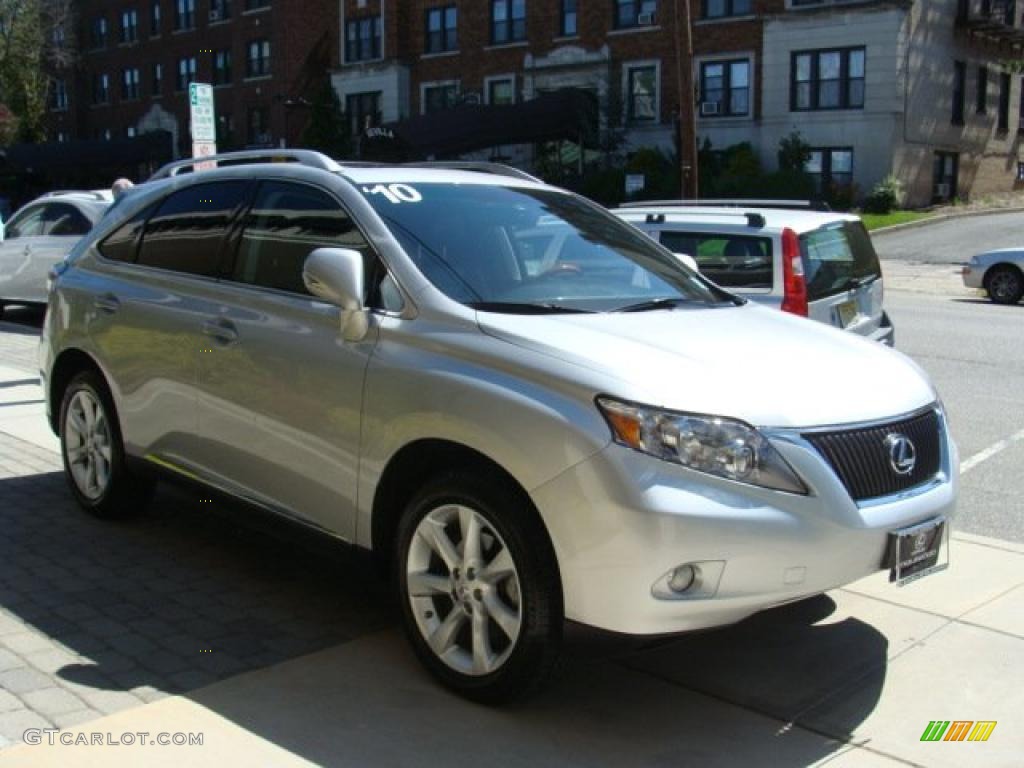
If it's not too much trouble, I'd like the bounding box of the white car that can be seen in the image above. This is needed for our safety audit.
[962,248,1024,304]
[0,190,111,318]
[614,200,895,345]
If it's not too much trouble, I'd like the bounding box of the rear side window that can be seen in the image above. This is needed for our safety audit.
[800,221,882,301]
[137,181,248,276]
[6,206,46,239]
[659,231,773,289]
[98,204,157,263]
[43,204,93,237]
[226,181,382,300]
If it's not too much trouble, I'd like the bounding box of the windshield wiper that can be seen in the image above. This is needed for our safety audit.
[613,297,701,313]
[468,301,595,315]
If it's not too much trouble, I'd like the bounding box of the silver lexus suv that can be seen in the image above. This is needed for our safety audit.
[40,151,957,702]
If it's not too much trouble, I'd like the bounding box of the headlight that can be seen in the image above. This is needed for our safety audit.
[596,397,807,494]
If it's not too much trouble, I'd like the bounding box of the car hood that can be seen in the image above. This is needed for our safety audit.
[476,303,936,428]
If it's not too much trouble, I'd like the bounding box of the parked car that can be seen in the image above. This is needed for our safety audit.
[613,201,895,345]
[0,190,112,318]
[41,152,956,702]
[962,248,1024,304]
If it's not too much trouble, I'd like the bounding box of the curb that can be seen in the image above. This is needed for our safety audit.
[871,205,1024,236]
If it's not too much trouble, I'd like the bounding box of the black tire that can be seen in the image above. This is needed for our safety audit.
[59,370,154,519]
[0,301,5,321]
[985,265,1024,305]
[395,468,562,704]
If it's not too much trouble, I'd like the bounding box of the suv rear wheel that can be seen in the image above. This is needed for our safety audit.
[396,469,562,703]
[59,370,154,518]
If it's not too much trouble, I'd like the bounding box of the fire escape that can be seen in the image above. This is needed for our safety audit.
[956,0,1024,52]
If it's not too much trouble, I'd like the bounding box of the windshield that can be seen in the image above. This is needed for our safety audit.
[800,221,882,302]
[358,182,734,312]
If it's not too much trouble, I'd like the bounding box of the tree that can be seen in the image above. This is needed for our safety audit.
[0,0,75,142]
[300,78,350,159]
[777,130,812,173]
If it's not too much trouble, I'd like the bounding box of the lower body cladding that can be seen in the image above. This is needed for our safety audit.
[531,428,958,636]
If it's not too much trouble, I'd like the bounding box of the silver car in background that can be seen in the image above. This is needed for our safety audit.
[614,202,895,345]
[0,190,111,318]
[962,248,1024,304]
[40,151,956,703]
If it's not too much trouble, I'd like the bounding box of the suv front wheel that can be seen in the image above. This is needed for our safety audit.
[59,370,154,518]
[396,469,562,703]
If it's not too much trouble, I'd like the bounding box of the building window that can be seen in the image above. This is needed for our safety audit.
[127,126,137,137]
[345,16,381,62]
[998,71,1010,133]
[57,131,69,143]
[120,9,138,42]
[347,91,382,135]
[615,0,657,28]
[626,64,658,121]
[151,1,162,34]
[217,114,235,148]
[491,0,526,44]
[1016,161,1024,182]
[93,73,110,104]
[560,0,577,35]
[805,148,853,194]
[213,50,232,84]
[245,0,270,9]
[176,56,196,91]
[425,6,458,53]
[976,65,988,114]
[702,0,751,19]
[122,68,140,100]
[933,151,958,201]
[174,0,195,30]
[210,0,231,20]
[700,59,749,117]
[488,77,515,105]
[91,17,108,48]
[51,79,68,111]
[952,60,966,125]
[423,82,459,113]
[791,47,865,111]
[247,106,271,145]
[152,62,163,95]
[247,39,270,77]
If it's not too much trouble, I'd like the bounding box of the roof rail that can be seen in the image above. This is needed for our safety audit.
[619,199,831,212]
[41,190,111,201]
[149,149,342,180]
[402,161,542,183]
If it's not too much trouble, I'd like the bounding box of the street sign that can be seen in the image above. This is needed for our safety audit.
[192,140,218,171]
[189,82,216,143]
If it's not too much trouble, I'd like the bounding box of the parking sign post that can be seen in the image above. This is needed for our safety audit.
[189,83,217,170]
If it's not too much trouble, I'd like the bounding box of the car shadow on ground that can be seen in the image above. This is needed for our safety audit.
[950,297,1023,308]
[1,466,887,765]
[0,305,46,333]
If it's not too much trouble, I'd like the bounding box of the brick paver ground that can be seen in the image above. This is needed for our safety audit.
[0,313,395,748]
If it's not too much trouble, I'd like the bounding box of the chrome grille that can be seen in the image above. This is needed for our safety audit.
[804,409,942,502]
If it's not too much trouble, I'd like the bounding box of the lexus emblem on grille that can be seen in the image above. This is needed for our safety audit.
[884,433,917,476]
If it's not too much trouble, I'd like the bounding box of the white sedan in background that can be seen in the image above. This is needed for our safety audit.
[0,190,111,319]
[963,249,1024,305]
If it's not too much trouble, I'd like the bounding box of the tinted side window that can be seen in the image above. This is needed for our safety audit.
[98,203,157,263]
[43,204,94,237]
[660,231,773,289]
[6,206,46,239]
[138,181,248,275]
[228,181,383,300]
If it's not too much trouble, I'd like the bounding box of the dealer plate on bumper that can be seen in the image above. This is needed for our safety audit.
[883,517,948,585]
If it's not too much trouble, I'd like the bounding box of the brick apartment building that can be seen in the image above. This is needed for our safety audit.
[46,0,335,165]
[331,1,697,179]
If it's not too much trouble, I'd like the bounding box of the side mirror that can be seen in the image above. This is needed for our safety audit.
[674,252,700,272]
[303,247,369,341]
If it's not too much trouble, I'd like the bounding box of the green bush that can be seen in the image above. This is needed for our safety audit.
[862,174,903,214]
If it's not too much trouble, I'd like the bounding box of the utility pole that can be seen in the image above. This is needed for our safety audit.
[674,0,699,198]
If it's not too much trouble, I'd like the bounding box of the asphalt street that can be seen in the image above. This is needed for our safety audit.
[873,210,1024,263]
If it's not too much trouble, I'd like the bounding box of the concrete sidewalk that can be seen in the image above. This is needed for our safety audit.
[1,533,1021,767]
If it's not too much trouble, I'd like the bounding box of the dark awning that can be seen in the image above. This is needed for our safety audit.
[0,131,173,174]
[362,88,599,161]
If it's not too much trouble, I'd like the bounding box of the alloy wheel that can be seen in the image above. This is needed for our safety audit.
[64,389,114,501]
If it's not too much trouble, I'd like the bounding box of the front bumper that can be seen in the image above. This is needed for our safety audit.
[962,264,985,290]
[531,413,958,636]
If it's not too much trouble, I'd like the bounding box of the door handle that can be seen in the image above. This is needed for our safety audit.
[201,318,239,345]
[93,294,120,314]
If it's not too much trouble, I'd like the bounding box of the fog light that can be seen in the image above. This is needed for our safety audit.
[668,564,697,594]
